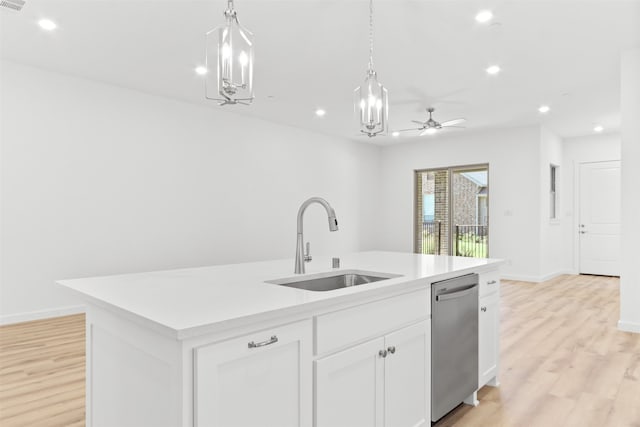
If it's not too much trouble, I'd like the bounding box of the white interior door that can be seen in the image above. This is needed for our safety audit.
[578,161,621,276]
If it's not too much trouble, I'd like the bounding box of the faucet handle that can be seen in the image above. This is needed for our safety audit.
[304,242,312,262]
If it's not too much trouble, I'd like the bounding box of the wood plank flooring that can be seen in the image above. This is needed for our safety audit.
[0,314,85,427]
[0,274,638,426]
[435,274,640,427]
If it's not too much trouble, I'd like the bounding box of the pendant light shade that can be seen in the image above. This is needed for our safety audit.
[206,0,254,105]
[355,69,388,137]
[355,0,388,137]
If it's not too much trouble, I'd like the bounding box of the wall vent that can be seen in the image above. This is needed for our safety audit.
[0,0,26,12]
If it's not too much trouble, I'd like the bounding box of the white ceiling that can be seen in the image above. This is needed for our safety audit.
[2,0,639,144]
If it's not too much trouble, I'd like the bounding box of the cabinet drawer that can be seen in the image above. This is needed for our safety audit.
[479,269,500,297]
[315,289,429,355]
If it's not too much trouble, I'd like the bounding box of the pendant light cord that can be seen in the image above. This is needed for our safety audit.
[368,0,374,70]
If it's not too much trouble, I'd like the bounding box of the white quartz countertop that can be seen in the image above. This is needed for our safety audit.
[58,251,502,339]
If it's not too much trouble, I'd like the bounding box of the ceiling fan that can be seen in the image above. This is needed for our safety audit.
[396,108,466,136]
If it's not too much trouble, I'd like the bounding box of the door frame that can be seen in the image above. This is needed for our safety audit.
[573,159,621,275]
[414,163,490,256]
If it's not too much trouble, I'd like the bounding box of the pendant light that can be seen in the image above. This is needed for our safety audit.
[355,0,388,137]
[205,0,254,105]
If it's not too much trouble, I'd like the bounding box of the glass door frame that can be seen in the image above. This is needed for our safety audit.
[414,163,490,257]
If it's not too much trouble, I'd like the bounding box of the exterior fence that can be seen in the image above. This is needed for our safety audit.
[454,225,488,258]
[421,221,441,255]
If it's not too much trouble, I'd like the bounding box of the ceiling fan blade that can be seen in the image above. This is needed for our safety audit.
[419,128,438,136]
[411,120,427,125]
[396,128,422,132]
[442,125,466,129]
[440,118,466,127]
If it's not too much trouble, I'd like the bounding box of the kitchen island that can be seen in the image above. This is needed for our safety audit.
[59,251,502,427]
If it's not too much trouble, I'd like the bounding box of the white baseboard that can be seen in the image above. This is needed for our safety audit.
[500,274,541,283]
[539,270,574,282]
[618,320,640,334]
[0,305,85,326]
[501,270,573,283]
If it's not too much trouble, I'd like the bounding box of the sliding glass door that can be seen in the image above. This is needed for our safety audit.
[415,165,489,257]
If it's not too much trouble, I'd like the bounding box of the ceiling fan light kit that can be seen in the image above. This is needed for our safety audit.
[354,0,388,137]
[205,0,254,105]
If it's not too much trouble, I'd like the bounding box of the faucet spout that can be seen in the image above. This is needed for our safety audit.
[295,197,339,274]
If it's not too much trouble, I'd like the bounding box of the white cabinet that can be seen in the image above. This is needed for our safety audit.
[384,321,430,427]
[478,270,500,389]
[315,337,384,427]
[479,269,500,298]
[194,320,312,427]
[315,321,430,427]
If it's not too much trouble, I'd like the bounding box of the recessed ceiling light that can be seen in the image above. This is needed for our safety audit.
[195,66,208,76]
[594,125,604,132]
[486,65,501,75]
[538,105,550,114]
[475,10,493,23]
[392,131,400,137]
[38,19,57,31]
[315,109,326,117]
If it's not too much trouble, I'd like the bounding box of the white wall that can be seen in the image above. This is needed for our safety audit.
[377,126,547,281]
[620,48,640,333]
[539,126,568,279]
[3,59,634,326]
[0,61,381,323]
[561,132,621,274]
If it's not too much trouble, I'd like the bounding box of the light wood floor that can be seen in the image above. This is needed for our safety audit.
[0,314,85,427]
[0,275,638,427]
[436,274,640,427]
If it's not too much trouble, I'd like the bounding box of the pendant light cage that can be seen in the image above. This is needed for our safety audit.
[206,0,254,105]
[354,0,388,137]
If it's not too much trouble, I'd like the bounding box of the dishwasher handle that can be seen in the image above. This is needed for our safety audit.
[435,284,477,302]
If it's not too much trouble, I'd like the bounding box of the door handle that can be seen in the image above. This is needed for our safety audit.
[580,231,587,234]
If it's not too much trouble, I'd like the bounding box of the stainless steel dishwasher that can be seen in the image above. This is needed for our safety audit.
[431,274,479,422]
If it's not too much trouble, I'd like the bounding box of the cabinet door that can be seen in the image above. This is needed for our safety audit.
[384,321,430,427]
[315,337,385,427]
[479,293,499,387]
[195,320,312,427]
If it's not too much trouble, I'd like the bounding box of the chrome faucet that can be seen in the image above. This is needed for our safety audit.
[295,197,339,274]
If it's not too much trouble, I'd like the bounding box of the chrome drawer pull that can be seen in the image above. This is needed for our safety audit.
[248,335,278,348]
[379,349,388,358]
[387,346,396,354]
[481,307,487,312]
[487,280,497,285]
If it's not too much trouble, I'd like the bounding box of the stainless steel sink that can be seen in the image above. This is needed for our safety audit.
[266,270,402,292]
